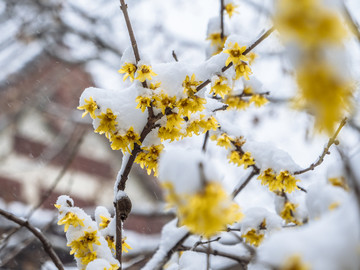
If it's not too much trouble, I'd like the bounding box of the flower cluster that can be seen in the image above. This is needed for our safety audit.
[224,42,252,81]
[258,168,299,193]
[78,96,142,155]
[280,201,301,225]
[275,0,354,133]
[55,196,125,270]
[135,144,164,176]
[163,181,243,238]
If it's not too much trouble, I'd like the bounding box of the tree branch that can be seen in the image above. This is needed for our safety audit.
[119,0,141,64]
[0,209,64,270]
[196,26,275,92]
[294,118,347,175]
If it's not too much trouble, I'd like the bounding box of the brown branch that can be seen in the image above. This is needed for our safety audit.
[119,0,141,64]
[294,118,347,175]
[202,131,210,152]
[232,167,260,198]
[172,50,179,62]
[220,0,225,40]
[196,26,275,92]
[0,209,64,270]
[179,245,251,266]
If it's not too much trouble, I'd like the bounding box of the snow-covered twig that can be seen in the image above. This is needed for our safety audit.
[294,117,347,175]
[0,208,64,270]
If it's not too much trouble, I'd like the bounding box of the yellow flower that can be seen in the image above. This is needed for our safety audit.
[234,62,252,80]
[225,96,250,110]
[228,151,255,169]
[275,0,347,47]
[250,94,268,107]
[110,127,141,153]
[216,133,232,149]
[328,177,349,191]
[175,182,244,238]
[198,116,219,131]
[177,96,206,117]
[68,230,101,257]
[158,126,183,142]
[166,113,184,129]
[118,62,137,82]
[99,216,110,229]
[295,60,353,134]
[154,93,177,114]
[58,212,85,232]
[80,251,97,265]
[248,52,258,65]
[276,171,299,193]
[95,108,118,138]
[280,201,300,224]
[258,168,276,186]
[77,97,98,119]
[149,82,161,90]
[225,3,239,18]
[210,76,232,98]
[242,228,264,247]
[328,201,340,210]
[136,64,157,82]
[224,42,248,67]
[281,254,310,270]
[134,144,164,175]
[207,32,227,47]
[105,235,115,251]
[183,74,203,96]
[135,96,152,112]
[122,237,132,253]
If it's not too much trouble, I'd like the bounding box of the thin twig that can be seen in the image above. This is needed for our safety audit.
[202,131,210,152]
[232,167,260,198]
[294,118,347,175]
[196,26,275,92]
[179,245,251,266]
[220,0,225,40]
[119,0,140,64]
[172,50,179,62]
[0,209,64,270]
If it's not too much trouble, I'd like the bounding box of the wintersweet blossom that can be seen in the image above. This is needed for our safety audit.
[118,62,137,82]
[95,108,118,137]
[276,171,299,193]
[280,201,300,224]
[165,182,243,238]
[135,144,164,175]
[295,60,353,134]
[77,97,98,119]
[224,2,239,18]
[154,93,177,114]
[328,176,349,191]
[99,216,110,229]
[225,96,250,110]
[228,151,255,169]
[241,228,264,247]
[177,96,206,117]
[122,237,132,253]
[211,133,232,149]
[135,95,152,112]
[135,64,157,82]
[258,169,299,193]
[224,42,248,66]
[281,254,310,270]
[275,0,347,47]
[182,74,203,96]
[210,75,232,98]
[110,127,141,153]
[250,94,268,107]
[58,212,85,232]
[234,62,252,80]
